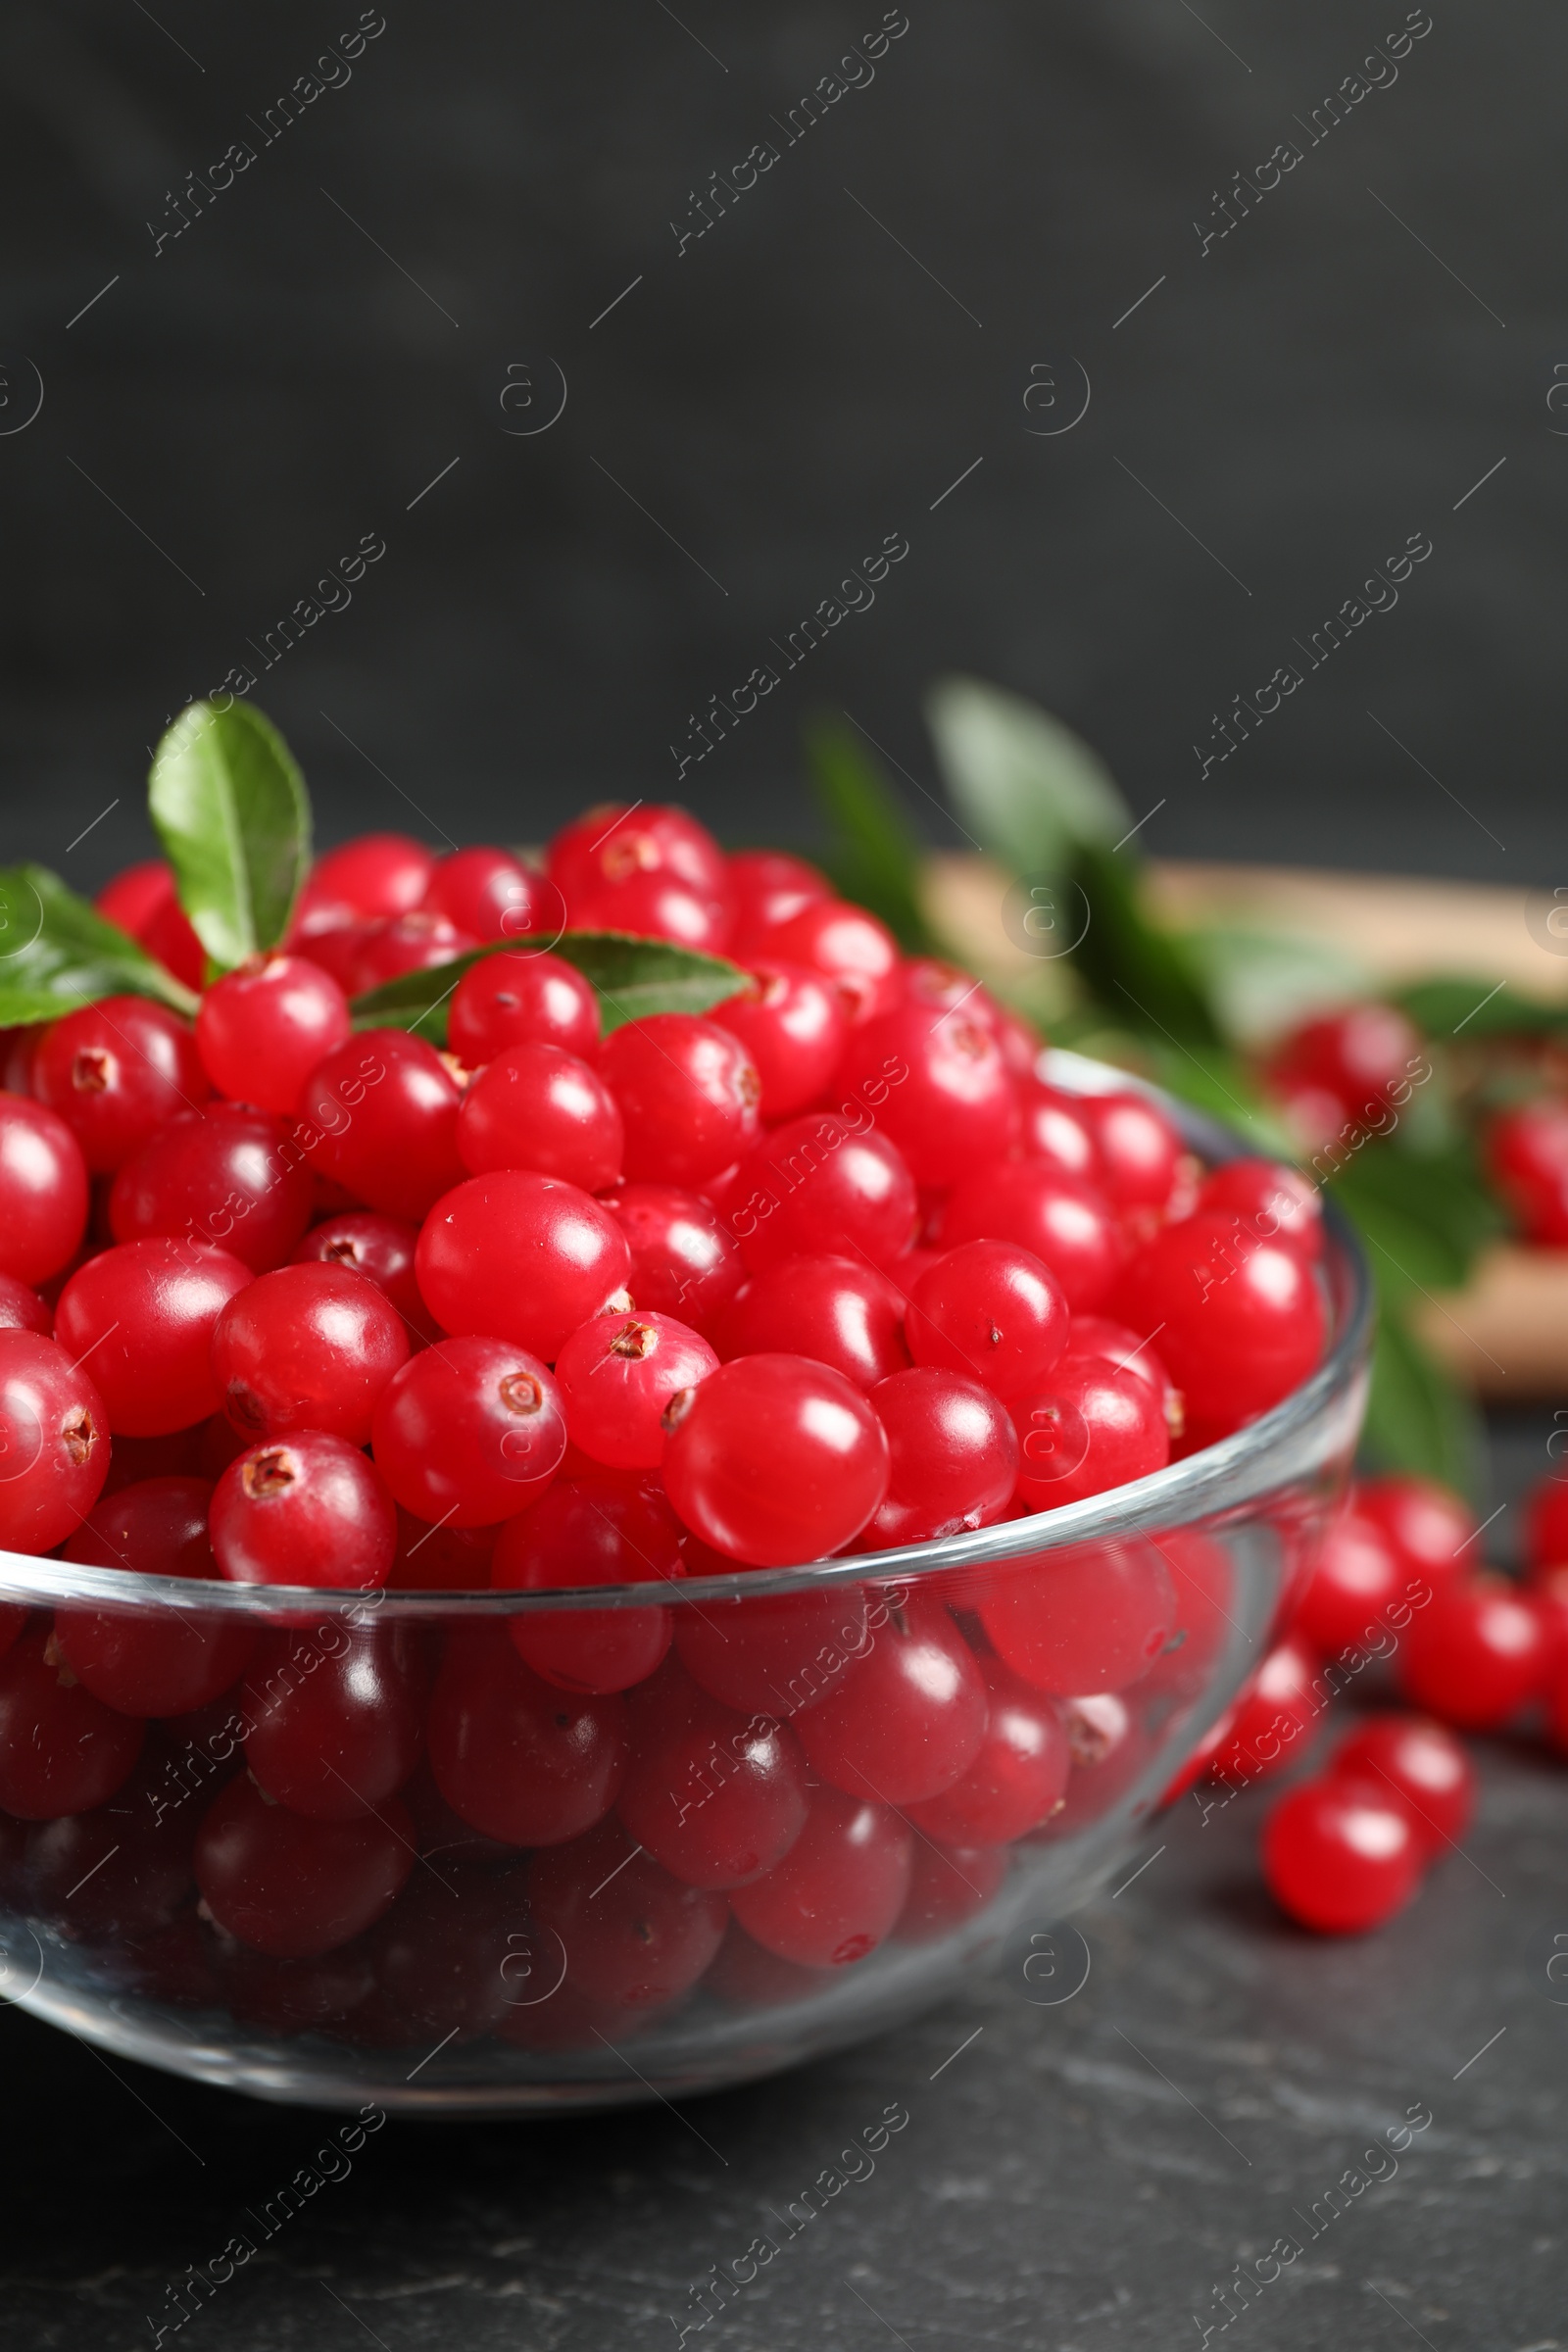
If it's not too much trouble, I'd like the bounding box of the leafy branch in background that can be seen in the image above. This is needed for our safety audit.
[809,674,1496,1496]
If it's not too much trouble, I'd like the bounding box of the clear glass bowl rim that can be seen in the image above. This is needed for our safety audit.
[0,1051,1372,1623]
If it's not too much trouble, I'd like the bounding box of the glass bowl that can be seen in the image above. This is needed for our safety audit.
[0,1054,1370,2113]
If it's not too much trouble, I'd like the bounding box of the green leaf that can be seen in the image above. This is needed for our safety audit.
[0,863,198,1024]
[924,674,1129,880]
[1360,1304,1483,1500]
[350,932,749,1045]
[1395,974,1568,1040]
[148,701,311,970]
[1330,1137,1500,1300]
[1182,922,1374,1048]
[805,715,932,951]
[1068,842,1225,1049]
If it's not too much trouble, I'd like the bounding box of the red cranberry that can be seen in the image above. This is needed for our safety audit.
[56,1237,252,1435]
[352,1853,528,2046]
[554,1310,717,1470]
[291,1209,429,1344]
[458,1043,624,1191]
[529,1815,728,2008]
[1262,1779,1422,1935]
[1199,1157,1324,1258]
[494,1472,682,1691]
[195,955,352,1115]
[1117,1210,1325,1439]
[906,1239,1070,1397]
[726,850,832,949]
[662,1353,890,1566]
[293,832,437,931]
[242,1622,428,1820]
[97,859,204,991]
[212,1261,409,1445]
[861,1367,1017,1547]
[1357,1474,1475,1585]
[728,1113,917,1273]
[1065,1316,1181,1435]
[1015,1082,1100,1180]
[937,1162,1124,1314]
[895,1839,1008,1943]
[1396,1575,1548,1729]
[372,1335,566,1527]
[1295,1507,1404,1655]
[0,1626,144,1818]
[674,1581,872,1716]
[110,1102,315,1271]
[1488,1099,1568,1245]
[0,1329,110,1550]
[1327,1713,1475,1855]
[421,845,559,943]
[906,1655,1070,1843]
[416,1169,631,1358]
[194,1772,414,1957]
[1009,1355,1170,1509]
[715,1254,910,1392]
[705,1918,833,2006]
[1207,1636,1324,1789]
[389,1507,496,1592]
[26,1741,198,1940]
[33,997,208,1173]
[618,1666,809,1887]
[348,908,479,994]
[759,900,901,1024]
[426,1624,628,1845]
[0,1094,89,1283]
[600,1183,744,1337]
[597,1015,760,1187]
[210,1432,396,1590]
[1076,1091,1184,1212]
[57,1476,254,1715]
[550,801,729,910]
[0,1275,52,1335]
[834,1000,1017,1186]
[711,961,848,1118]
[299,1031,464,1222]
[794,1591,986,1804]
[981,1540,1177,1694]
[570,869,731,951]
[729,1783,911,1967]
[1269,1004,1426,1131]
[447,949,601,1066]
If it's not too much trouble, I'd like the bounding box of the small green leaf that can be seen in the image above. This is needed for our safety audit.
[1069,842,1225,1049]
[1396,974,1568,1040]
[1331,1137,1500,1299]
[0,863,197,1024]
[924,675,1129,880]
[350,932,749,1045]
[148,701,311,970]
[1360,1304,1483,1500]
[805,715,932,952]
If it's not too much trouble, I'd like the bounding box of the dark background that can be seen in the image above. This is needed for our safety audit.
[0,1,1556,892]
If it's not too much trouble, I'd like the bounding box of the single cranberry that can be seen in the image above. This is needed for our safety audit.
[728,1113,918,1273]
[194,1772,414,1957]
[529,1815,728,2008]
[674,1582,872,1716]
[56,1237,252,1435]
[1009,1355,1170,1509]
[57,1476,254,1714]
[98,859,203,991]
[1262,1779,1422,1935]
[711,962,848,1119]
[834,1000,1017,1186]
[570,869,732,951]
[0,1329,110,1550]
[1064,1316,1181,1436]
[372,1334,566,1526]
[195,955,352,1115]
[0,1274,52,1335]
[26,1741,198,1940]
[1295,1507,1404,1655]
[759,899,901,1024]
[982,1540,1177,1694]
[1328,1713,1475,1855]
[554,1310,717,1470]
[352,1852,529,2046]
[1207,1636,1324,1790]
[299,1031,465,1221]
[937,1162,1124,1315]
[447,949,601,1066]
[426,1624,628,1845]
[600,1183,744,1337]
[347,908,479,994]
[726,849,832,949]
[906,1654,1070,1843]
[1116,1209,1325,1439]
[110,1102,315,1271]
[662,1352,890,1566]
[1356,1474,1476,1585]
[1488,1100,1568,1245]
[212,1261,410,1446]
[895,1839,1008,1943]
[243,1622,428,1820]
[291,1209,429,1344]
[289,916,373,991]
[458,1043,624,1191]
[596,1015,760,1187]
[618,1666,809,1887]
[389,1507,497,1592]
[794,1591,986,1804]
[494,1472,683,1691]
[906,1239,1070,1397]
[1270,1004,1426,1132]
[1199,1157,1324,1258]
[0,1626,144,1818]
[416,1169,631,1358]
[1076,1092,1185,1213]
[1396,1574,1548,1729]
[210,1431,396,1590]
[422,846,560,944]
[1025,1690,1155,1837]
[293,832,437,932]
[0,1094,89,1283]
[715,1254,910,1393]
[729,1782,911,1967]
[1015,1081,1101,1180]
[860,1367,1017,1548]
[550,800,729,910]
[33,997,208,1173]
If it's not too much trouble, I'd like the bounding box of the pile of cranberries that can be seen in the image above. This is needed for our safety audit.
[0,804,1337,2034]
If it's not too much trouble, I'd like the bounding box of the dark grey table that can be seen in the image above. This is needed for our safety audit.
[5,1417,1564,2352]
